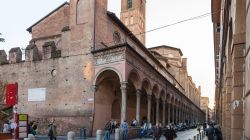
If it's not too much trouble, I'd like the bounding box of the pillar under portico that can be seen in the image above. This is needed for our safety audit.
[136,89,141,124]
[147,94,152,123]
[120,82,128,123]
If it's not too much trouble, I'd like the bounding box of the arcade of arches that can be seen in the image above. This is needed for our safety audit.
[92,44,205,133]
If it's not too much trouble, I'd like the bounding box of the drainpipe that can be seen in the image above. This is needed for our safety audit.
[90,1,97,136]
[93,0,97,51]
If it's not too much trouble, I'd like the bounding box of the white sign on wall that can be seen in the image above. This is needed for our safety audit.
[28,88,46,101]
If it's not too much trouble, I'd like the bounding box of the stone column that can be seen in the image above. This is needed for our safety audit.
[176,106,179,123]
[120,82,128,123]
[156,98,160,125]
[167,102,170,124]
[172,105,175,123]
[183,108,185,123]
[162,100,166,126]
[179,107,181,123]
[147,94,152,123]
[136,89,141,123]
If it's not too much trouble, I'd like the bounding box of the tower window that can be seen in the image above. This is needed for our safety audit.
[128,0,132,9]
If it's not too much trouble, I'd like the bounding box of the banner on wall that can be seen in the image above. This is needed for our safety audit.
[5,83,18,107]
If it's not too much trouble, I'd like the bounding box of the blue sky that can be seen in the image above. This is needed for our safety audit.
[0,0,214,108]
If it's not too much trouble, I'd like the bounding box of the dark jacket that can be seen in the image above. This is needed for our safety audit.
[163,129,177,140]
[153,126,161,140]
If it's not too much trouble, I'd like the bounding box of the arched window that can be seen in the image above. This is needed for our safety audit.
[128,0,132,9]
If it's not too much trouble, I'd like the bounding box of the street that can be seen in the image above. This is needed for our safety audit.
[175,128,199,140]
[132,128,201,140]
[34,128,201,140]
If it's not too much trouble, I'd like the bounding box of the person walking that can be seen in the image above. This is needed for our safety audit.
[213,124,222,140]
[48,120,57,140]
[206,124,215,140]
[104,120,111,140]
[121,120,128,140]
[3,121,10,133]
[153,124,161,140]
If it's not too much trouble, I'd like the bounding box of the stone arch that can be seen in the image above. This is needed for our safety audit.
[152,84,160,98]
[160,90,166,101]
[93,69,122,134]
[127,69,141,89]
[93,67,123,86]
[126,70,140,122]
[141,78,151,94]
[140,78,151,122]
[166,94,171,103]
[175,98,178,106]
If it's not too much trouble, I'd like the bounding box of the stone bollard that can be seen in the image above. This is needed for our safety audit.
[115,128,120,140]
[197,134,199,140]
[24,134,35,140]
[96,130,104,140]
[67,131,76,140]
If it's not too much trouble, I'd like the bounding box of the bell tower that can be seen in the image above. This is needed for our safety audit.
[120,0,146,45]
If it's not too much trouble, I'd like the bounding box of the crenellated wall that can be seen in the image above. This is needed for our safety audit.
[0,39,96,135]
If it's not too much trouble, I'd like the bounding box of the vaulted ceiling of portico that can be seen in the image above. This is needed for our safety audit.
[152,84,160,98]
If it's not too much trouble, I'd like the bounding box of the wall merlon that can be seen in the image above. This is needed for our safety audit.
[25,44,41,61]
[0,50,8,65]
[9,47,22,64]
[42,41,61,59]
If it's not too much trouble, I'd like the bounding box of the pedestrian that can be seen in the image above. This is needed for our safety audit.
[48,119,57,140]
[111,120,118,133]
[121,120,128,140]
[205,124,214,140]
[3,121,10,133]
[31,121,38,135]
[197,125,201,134]
[9,119,16,136]
[164,125,174,140]
[213,124,222,140]
[131,118,137,127]
[104,120,111,140]
[153,123,161,140]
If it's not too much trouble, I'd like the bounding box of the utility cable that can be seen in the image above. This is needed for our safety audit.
[135,9,223,36]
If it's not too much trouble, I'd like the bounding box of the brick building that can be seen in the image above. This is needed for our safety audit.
[200,97,210,123]
[0,0,205,136]
[211,0,250,139]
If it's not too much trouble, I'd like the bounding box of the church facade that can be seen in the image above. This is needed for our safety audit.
[0,0,205,136]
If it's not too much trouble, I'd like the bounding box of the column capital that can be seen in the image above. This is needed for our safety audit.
[162,100,166,105]
[120,82,128,90]
[91,85,98,92]
[147,94,152,99]
[136,89,142,95]
[156,98,160,102]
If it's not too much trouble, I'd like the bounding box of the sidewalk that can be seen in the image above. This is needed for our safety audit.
[35,135,96,140]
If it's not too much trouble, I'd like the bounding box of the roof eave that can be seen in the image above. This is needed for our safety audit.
[26,2,69,33]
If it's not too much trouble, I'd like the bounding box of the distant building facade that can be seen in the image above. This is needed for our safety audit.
[212,0,250,139]
[200,97,210,123]
[149,46,201,108]
[0,0,205,136]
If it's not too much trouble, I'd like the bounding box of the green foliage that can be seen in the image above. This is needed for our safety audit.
[0,33,5,42]
[0,81,7,104]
